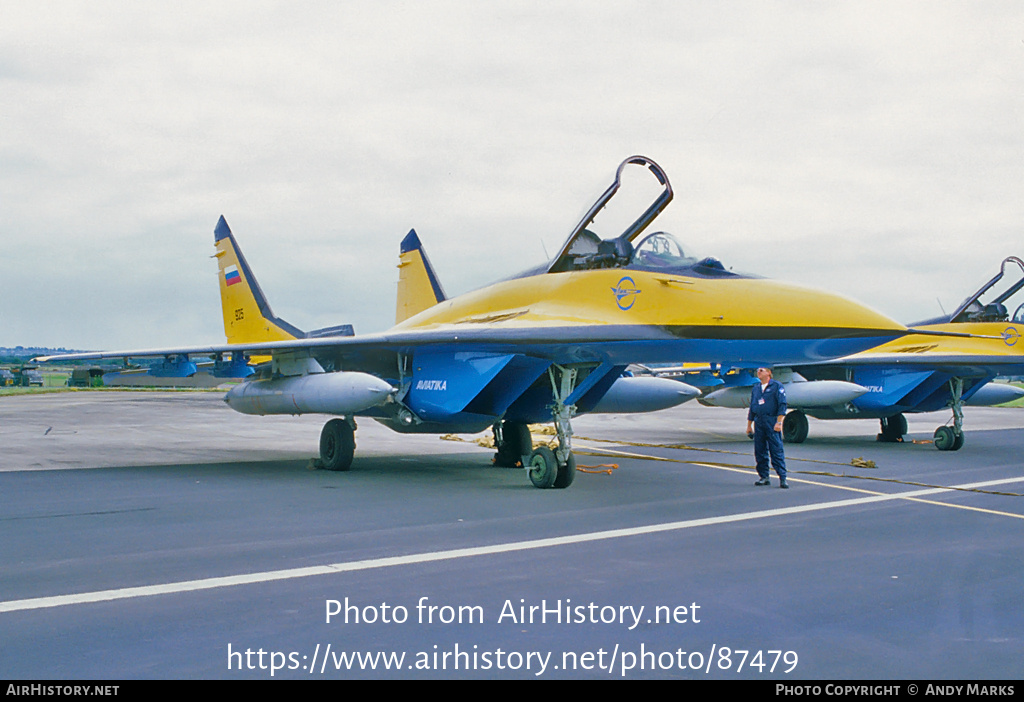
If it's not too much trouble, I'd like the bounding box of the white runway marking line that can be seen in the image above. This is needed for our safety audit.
[2,476,1023,614]
[581,442,1024,510]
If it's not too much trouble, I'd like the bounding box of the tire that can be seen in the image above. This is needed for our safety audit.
[552,452,576,489]
[528,446,558,489]
[890,413,908,437]
[880,414,907,442]
[951,431,964,451]
[933,426,956,451]
[782,410,808,444]
[494,422,531,468]
[320,418,355,471]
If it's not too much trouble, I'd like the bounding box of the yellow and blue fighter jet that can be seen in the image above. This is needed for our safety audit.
[216,219,704,467]
[665,256,1024,450]
[36,156,911,488]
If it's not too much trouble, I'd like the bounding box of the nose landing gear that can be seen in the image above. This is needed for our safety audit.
[934,378,965,451]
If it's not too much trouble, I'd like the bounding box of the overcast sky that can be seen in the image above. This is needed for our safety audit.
[2,1,1022,350]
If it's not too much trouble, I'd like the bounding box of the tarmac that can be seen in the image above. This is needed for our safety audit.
[1,391,1022,680]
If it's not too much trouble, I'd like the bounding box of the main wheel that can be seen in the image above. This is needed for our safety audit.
[494,422,532,467]
[528,446,558,489]
[890,413,908,437]
[933,425,956,451]
[879,414,907,442]
[552,452,576,489]
[320,418,355,471]
[782,410,808,443]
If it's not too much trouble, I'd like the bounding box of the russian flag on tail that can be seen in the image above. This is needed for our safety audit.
[225,265,241,287]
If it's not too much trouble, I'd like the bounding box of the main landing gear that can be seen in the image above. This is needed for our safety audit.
[319,417,356,471]
[782,410,809,443]
[876,413,907,443]
[493,420,532,468]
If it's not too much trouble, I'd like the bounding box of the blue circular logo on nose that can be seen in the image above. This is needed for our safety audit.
[1003,326,1020,346]
[611,277,641,310]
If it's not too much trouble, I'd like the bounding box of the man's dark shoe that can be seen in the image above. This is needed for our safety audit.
[754,478,771,486]
[780,480,790,489]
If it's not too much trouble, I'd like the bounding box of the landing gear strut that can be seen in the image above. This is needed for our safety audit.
[934,378,965,451]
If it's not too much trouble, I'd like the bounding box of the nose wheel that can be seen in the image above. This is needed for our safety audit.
[933,425,964,451]
[528,446,576,489]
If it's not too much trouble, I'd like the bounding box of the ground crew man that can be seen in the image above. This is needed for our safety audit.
[746,367,789,488]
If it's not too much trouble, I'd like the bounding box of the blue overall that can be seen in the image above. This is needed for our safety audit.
[748,379,787,480]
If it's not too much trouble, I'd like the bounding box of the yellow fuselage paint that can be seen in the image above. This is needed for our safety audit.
[392,269,903,335]
[852,321,1022,360]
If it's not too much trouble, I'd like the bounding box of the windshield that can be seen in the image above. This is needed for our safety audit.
[631,232,697,268]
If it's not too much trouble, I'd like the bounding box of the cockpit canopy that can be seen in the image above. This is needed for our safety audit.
[543,156,735,278]
[949,256,1024,325]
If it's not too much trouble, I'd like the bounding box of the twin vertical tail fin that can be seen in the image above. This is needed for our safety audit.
[214,216,306,344]
[213,217,354,345]
[214,218,445,339]
[395,229,447,324]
